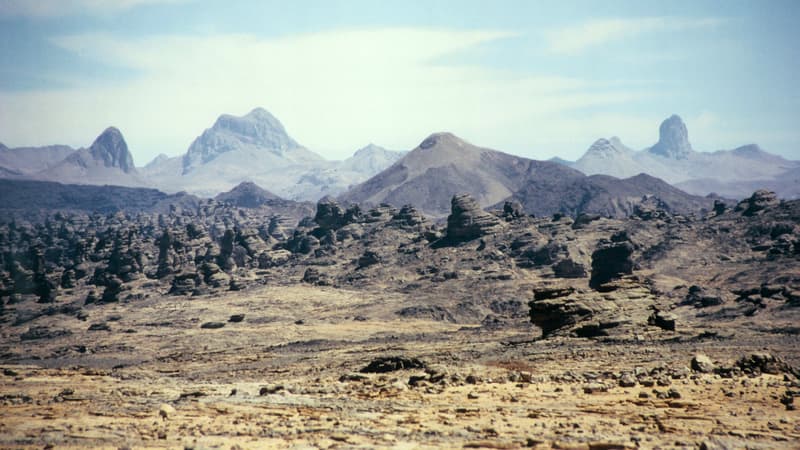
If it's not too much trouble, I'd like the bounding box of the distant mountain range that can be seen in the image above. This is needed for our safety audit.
[142,108,405,200]
[564,115,800,199]
[0,127,145,187]
[339,131,713,218]
[1,108,795,218]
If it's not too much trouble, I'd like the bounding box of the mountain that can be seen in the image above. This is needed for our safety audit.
[146,108,403,201]
[648,114,693,159]
[339,132,579,216]
[215,181,281,207]
[339,132,711,218]
[0,143,75,176]
[0,178,199,217]
[571,137,641,179]
[568,115,800,199]
[503,173,713,218]
[181,107,323,175]
[36,127,147,187]
[339,144,405,174]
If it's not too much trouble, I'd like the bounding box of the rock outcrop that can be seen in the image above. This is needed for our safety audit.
[444,194,503,243]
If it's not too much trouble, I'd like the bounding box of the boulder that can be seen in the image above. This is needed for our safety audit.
[444,194,503,243]
[735,190,779,216]
[589,241,634,289]
[691,354,715,373]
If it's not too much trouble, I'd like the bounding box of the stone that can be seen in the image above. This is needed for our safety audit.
[735,189,779,216]
[691,354,715,373]
[649,310,676,331]
[360,356,426,373]
[357,250,381,269]
[552,258,587,278]
[158,403,175,420]
[444,194,503,243]
[200,322,225,329]
[589,241,634,289]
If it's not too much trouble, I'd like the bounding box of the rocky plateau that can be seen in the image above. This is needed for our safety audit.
[0,184,798,448]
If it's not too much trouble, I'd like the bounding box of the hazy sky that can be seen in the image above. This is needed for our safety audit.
[1,0,798,165]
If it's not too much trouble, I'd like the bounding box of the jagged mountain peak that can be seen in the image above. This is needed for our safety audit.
[585,138,630,159]
[352,143,386,157]
[88,126,134,173]
[649,114,693,159]
[182,107,313,174]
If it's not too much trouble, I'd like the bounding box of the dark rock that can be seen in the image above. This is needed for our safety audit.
[502,200,524,220]
[648,310,676,331]
[360,356,426,373]
[169,271,201,296]
[228,314,245,323]
[20,326,72,341]
[682,285,725,308]
[357,250,381,269]
[552,258,587,278]
[533,287,575,301]
[391,205,427,229]
[735,189,779,216]
[314,197,347,230]
[529,297,593,337]
[589,241,634,289]
[736,352,790,375]
[88,322,111,331]
[572,213,601,229]
[396,305,455,322]
[200,322,225,329]
[443,194,503,243]
[302,268,330,286]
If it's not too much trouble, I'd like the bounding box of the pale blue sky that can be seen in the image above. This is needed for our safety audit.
[0,0,798,164]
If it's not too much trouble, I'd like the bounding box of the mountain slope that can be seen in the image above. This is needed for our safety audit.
[339,132,586,216]
[340,132,711,218]
[504,173,714,217]
[215,181,281,207]
[0,143,75,176]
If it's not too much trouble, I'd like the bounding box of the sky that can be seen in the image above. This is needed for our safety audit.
[0,0,798,165]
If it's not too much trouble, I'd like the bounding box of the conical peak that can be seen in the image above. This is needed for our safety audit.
[89,127,134,173]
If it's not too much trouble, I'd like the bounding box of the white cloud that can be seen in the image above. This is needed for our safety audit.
[0,0,188,17]
[546,17,725,55]
[0,28,655,164]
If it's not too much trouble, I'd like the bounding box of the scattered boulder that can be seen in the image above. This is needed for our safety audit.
[681,285,725,308]
[735,189,779,216]
[357,250,381,269]
[691,354,715,373]
[20,326,72,341]
[502,200,524,220]
[736,352,791,375]
[360,356,426,373]
[258,249,292,268]
[200,322,225,329]
[391,205,427,229]
[396,305,455,322]
[302,268,331,286]
[649,310,676,331]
